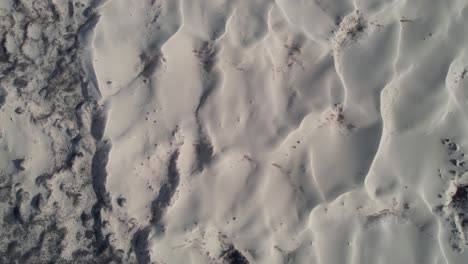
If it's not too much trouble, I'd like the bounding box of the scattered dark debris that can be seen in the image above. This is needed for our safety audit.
[194,138,213,172]
[13,78,28,89]
[220,245,249,264]
[116,197,126,207]
[438,138,468,252]
[448,143,458,151]
[14,107,24,114]
[193,41,217,73]
[364,210,397,227]
[332,11,367,49]
[442,138,451,144]
[12,159,25,171]
[450,185,468,210]
[84,230,94,239]
[400,17,413,23]
[80,212,90,224]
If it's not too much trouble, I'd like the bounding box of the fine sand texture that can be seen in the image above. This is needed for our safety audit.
[3,0,468,263]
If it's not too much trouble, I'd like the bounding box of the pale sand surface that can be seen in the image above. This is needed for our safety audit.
[2,0,468,263]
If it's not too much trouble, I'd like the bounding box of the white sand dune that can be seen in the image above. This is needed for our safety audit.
[89,0,468,263]
[3,0,468,263]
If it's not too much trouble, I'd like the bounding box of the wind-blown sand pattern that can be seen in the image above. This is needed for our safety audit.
[3,0,468,263]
